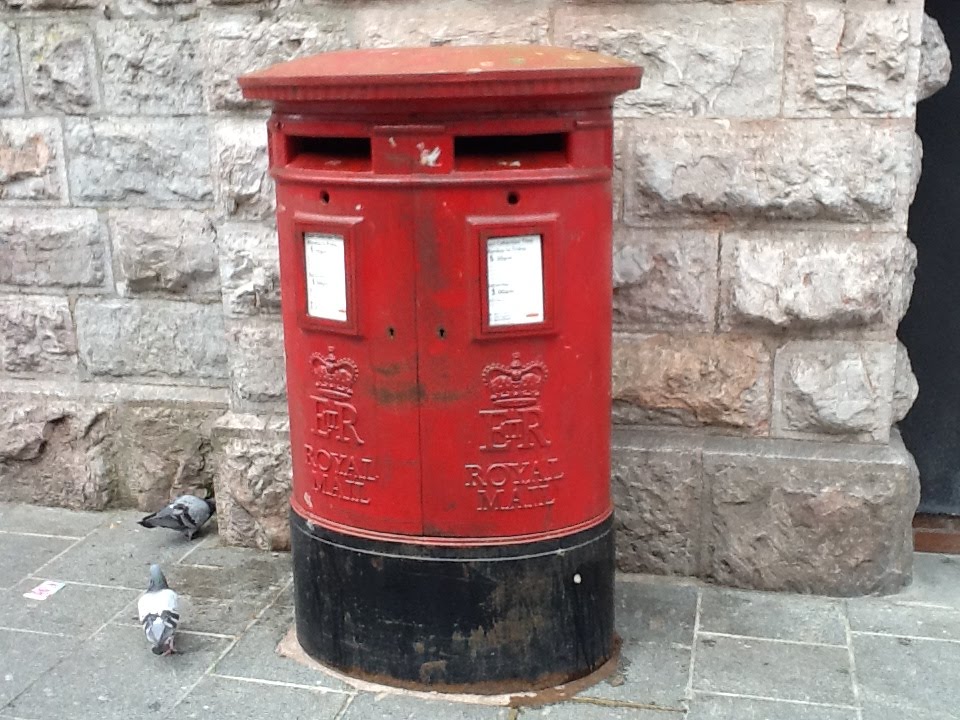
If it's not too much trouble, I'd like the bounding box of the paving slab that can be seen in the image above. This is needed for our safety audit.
[213,605,349,691]
[340,692,509,720]
[152,562,287,606]
[111,593,265,638]
[179,542,291,574]
[274,580,294,607]
[519,701,681,718]
[578,638,690,709]
[699,588,846,645]
[853,632,960,716]
[39,512,189,588]
[0,629,79,709]
[613,580,698,644]
[1,579,138,637]
[890,553,960,610]
[174,675,348,720]
[861,702,960,720]
[577,580,694,708]
[0,534,75,589]
[0,503,106,537]
[847,599,960,641]
[5,624,232,720]
[687,693,858,720]
[693,635,854,705]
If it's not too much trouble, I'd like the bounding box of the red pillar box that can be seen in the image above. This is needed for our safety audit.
[239,46,641,691]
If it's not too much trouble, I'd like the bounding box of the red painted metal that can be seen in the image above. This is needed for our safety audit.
[240,45,641,546]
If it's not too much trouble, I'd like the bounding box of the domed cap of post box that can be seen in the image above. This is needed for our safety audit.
[238,44,641,110]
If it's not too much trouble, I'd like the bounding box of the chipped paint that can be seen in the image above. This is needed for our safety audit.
[417,142,442,167]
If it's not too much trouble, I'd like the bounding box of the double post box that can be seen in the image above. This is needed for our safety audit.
[240,45,641,691]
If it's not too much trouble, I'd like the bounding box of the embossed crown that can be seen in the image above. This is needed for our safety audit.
[310,346,358,399]
[482,353,547,407]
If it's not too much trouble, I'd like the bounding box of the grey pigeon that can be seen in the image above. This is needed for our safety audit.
[138,494,216,540]
[138,564,180,656]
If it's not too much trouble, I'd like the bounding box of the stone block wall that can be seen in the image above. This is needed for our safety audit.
[0,0,948,594]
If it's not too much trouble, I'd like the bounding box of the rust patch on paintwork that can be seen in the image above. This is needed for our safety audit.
[373,383,421,405]
[372,361,407,377]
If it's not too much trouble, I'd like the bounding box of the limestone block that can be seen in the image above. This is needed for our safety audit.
[612,333,771,432]
[625,120,916,225]
[98,20,203,114]
[892,340,918,424]
[0,295,76,374]
[201,14,351,111]
[21,22,99,114]
[352,0,549,48]
[721,231,902,330]
[211,412,292,550]
[112,402,223,511]
[612,121,623,222]
[2,0,96,9]
[613,226,719,330]
[109,209,219,299]
[555,3,782,118]
[75,298,228,381]
[104,0,196,20]
[897,238,918,322]
[775,341,896,441]
[0,24,24,113]
[611,428,703,576]
[785,1,920,117]
[218,223,281,317]
[65,118,211,204]
[227,320,286,403]
[703,432,919,595]
[207,0,271,7]
[212,120,273,221]
[0,394,113,509]
[0,208,105,288]
[919,14,952,101]
[0,118,66,202]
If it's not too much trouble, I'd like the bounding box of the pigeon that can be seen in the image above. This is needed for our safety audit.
[138,495,216,540]
[138,564,180,656]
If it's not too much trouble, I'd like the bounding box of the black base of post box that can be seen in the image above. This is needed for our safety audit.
[289,510,616,692]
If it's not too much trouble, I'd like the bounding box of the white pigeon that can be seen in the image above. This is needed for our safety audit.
[138,495,216,540]
[138,564,180,656]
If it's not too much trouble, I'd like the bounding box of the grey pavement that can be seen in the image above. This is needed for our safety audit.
[1,503,959,719]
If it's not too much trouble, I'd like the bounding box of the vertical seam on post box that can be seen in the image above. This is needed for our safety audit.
[414,190,427,535]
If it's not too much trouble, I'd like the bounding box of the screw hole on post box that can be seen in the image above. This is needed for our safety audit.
[387,327,395,338]
[320,191,330,204]
[507,191,520,205]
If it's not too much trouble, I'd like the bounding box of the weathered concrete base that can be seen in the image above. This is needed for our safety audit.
[0,381,226,512]
[613,427,920,596]
[210,411,292,551]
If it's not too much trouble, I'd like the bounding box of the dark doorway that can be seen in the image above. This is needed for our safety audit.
[900,0,960,516]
